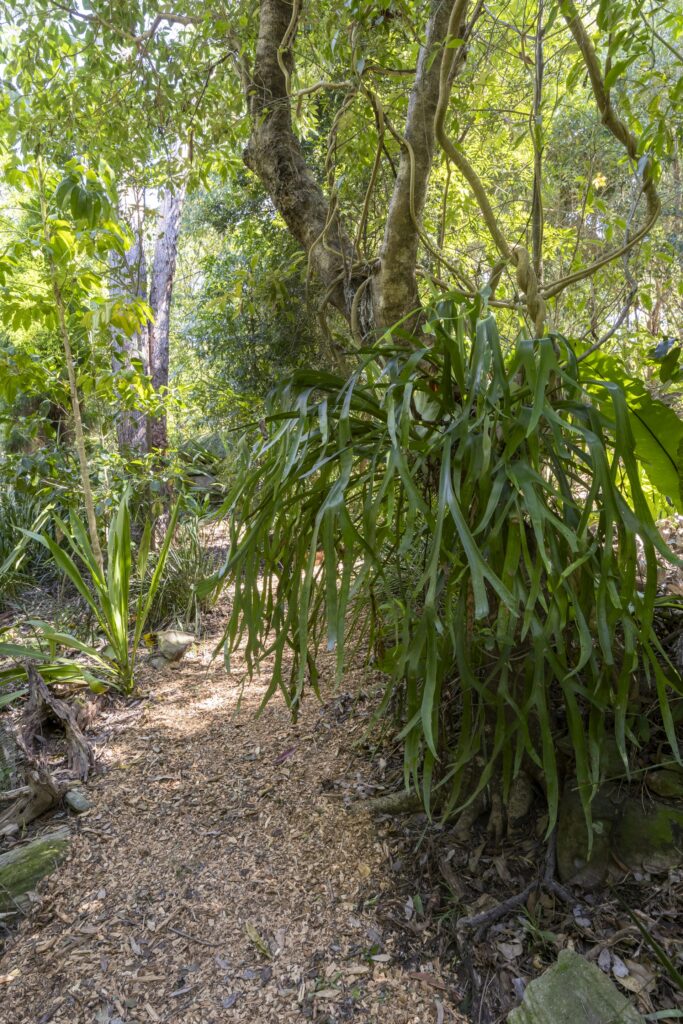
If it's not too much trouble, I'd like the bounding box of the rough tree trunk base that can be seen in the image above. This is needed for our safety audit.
[23,664,93,782]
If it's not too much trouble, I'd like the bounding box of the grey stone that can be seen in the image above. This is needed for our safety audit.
[507,949,644,1024]
[65,788,92,813]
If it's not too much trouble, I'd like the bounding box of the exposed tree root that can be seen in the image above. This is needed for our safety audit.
[0,666,93,830]
[456,829,577,938]
[0,764,62,830]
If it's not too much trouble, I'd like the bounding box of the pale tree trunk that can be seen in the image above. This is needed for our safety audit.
[372,0,458,330]
[111,193,149,453]
[146,185,185,452]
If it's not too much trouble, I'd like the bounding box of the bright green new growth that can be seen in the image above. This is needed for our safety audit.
[215,298,683,832]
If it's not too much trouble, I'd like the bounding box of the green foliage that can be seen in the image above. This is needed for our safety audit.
[141,511,217,633]
[174,181,324,428]
[581,347,683,512]
[0,490,54,604]
[213,300,683,832]
[0,492,180,694]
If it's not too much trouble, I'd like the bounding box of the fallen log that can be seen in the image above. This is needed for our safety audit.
[0,825,70,914]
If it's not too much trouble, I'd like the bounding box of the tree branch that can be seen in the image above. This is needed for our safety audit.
[373,0,467,331]
[545,1,662,299]
[433,1,545,332]
[531,0,544,284]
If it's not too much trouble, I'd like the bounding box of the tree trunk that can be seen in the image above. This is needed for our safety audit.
[372,0,456,331]
[111,193,149,453]
[243,0,466,340]
[146,186,185,452]
[243,0,365,324]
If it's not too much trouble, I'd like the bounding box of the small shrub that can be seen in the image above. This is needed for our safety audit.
[0,489,55,604]
[0,492,180,694]
[141,513,217,632]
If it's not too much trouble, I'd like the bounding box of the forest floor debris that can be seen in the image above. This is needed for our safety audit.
[1,594,682,1023]
[0,610,468,1024]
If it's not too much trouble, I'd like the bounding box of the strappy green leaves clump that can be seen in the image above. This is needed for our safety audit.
[213,299,682,831]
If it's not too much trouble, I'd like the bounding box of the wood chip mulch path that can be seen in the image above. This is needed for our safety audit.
[0,636,466,1024]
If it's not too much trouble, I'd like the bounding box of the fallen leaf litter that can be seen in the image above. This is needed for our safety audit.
[0,614,466,1024]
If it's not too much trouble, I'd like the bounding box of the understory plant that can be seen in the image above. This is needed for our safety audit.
[213,296,683,833]
[140,508,218,632]
[0,491,179,694]
[0,490,54,607]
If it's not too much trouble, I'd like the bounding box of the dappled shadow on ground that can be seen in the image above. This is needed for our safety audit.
[0,624,465,1024]
[3,603,681,1024]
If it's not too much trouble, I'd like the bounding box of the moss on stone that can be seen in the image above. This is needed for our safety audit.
[508,949,643,1023]
[613,803,683,874]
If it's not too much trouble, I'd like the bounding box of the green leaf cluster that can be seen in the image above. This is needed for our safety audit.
[213,299,683,832]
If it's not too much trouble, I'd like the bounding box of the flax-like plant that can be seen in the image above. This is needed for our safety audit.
[212,298,682,832]
[0,492,180,695]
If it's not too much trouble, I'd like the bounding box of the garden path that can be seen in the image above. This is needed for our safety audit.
[0,617,465,1024]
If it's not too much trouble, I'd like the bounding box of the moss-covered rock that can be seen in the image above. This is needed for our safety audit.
[507,949,644,1023]
[557,783,683,886]
[0,826,70,912]
[646,768,683,800]
[613,802,683,874]
[556,786,617,887]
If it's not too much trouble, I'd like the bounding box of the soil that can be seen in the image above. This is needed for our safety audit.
[0,610,467,1024]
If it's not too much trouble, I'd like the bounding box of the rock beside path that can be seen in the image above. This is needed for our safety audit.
[558,783,683,886]
[507,949,644,1024]
[64,788,91,814]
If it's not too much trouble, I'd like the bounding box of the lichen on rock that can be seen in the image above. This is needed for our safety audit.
[507,949,644,1023]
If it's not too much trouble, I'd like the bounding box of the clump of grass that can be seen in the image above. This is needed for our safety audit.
[0,490,55,608]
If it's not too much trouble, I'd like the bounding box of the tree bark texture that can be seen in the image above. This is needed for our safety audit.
[243,0,462,337]
[146,185,185,452]
[243,0,363,322]
[372,0,456,331]
[111,196,149,453]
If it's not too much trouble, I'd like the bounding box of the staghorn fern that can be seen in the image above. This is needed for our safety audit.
[210,297,683,833]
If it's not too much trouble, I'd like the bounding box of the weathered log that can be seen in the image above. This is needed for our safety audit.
[0,786,32,802]
[0,765,63,830]
[0,826,70,914]
[23,664,93,781]
[0,724,22,793]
